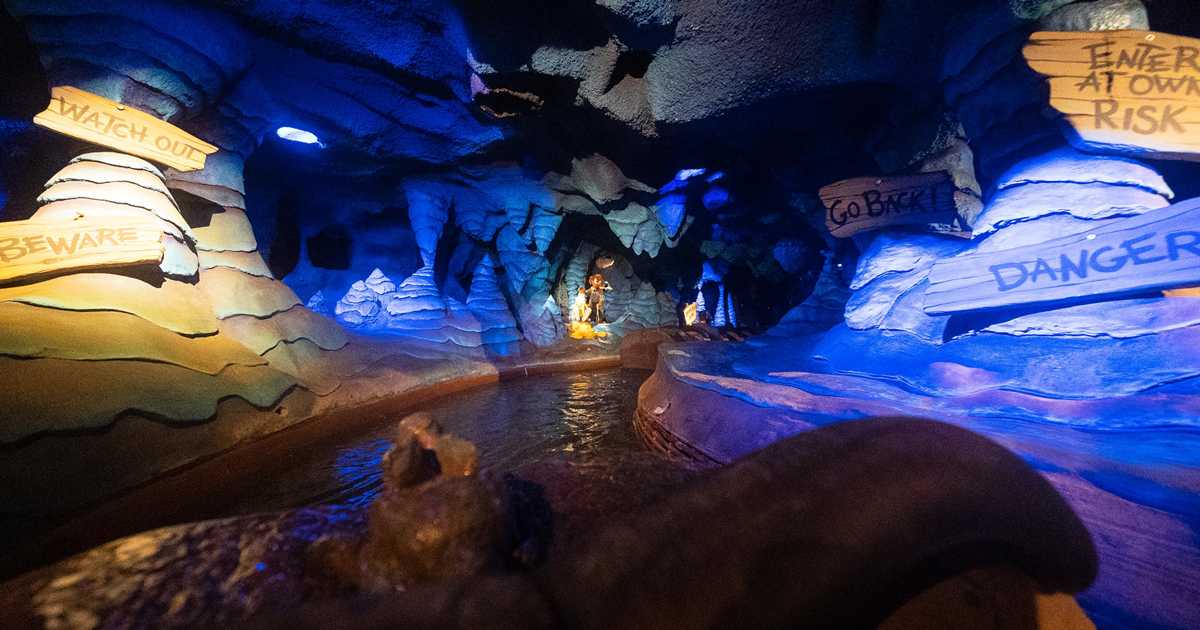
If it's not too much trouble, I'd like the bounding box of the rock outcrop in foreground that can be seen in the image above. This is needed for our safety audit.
[0,418,1095,630]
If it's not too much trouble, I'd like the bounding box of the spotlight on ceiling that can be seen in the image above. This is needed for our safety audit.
[276,126,323,147]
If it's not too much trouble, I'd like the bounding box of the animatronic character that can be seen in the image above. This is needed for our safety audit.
[585,273,612,324]
[571,287,591,323]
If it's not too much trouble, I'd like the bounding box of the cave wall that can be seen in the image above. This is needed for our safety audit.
[2,0,1200,526]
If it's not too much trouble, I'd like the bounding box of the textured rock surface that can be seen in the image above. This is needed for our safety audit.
[0,154,310,448]
[3,4,1200,626]
[1038,0,1148,30]
[637,343,1199,628]
[311,414,504,593]
[843,232,965,342]
[466,257,521,356]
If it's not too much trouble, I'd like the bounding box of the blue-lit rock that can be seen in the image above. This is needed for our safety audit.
[973,182,1170,238]
[334,279,382,328]
[762,260,849,338]
[466,257,521,356]
[844,232,965,342]
[655,193,688,238]
[517,296,564,348]
[993,147,1172,197]
[305,290,330,315]
[382,266,450,340]
[406,186,451,268]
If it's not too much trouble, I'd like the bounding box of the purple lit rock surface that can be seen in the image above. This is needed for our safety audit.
[642,148,1200,629]
[640,336,1200,629]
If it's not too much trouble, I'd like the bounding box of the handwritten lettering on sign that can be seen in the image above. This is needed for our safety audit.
[33,86,218,172]
[818,172,959,238]
[0,216,166,285]
[923,197,1200,315]
[1024,30,1200,160]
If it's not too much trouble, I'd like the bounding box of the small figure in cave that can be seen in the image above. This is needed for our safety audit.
[571,287,591,323]
[585,273,612,324]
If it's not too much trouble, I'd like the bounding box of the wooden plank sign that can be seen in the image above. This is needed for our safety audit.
[924,197,1200,315]
[0,216,166,285]
[819,172,959,239]
[33,86,217,172]
[1024,30,1200,161]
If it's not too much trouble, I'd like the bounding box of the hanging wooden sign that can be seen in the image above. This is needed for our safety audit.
[924,197,1200,315]
[1024,30,1200,161]
[0,216,166,285]
[33,86,218,172]
[818,172,959,238]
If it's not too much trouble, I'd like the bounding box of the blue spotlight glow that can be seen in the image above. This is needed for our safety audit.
[675,168,706,180]
[276,126,323,146]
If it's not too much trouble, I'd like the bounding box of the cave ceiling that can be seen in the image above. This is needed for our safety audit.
[3,0,1200,329]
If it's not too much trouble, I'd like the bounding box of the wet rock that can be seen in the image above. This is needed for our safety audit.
[381,434,437,490]
[311,414,502,594]
[355,476,502,590]
[431,435,480,478]
[397,411,443,449]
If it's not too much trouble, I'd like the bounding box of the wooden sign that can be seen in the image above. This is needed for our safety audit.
[1024,30,1200,161]
[33,86,217,172]
[924,197,1200,315]
[0,216,166,285]
[819,172,959,238]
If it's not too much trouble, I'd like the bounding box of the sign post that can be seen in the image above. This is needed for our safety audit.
[818,172,960,239]
[0,216,166,285]
[1024,30,1200,160]
[924,197,1200,315]
[33,86,218,172]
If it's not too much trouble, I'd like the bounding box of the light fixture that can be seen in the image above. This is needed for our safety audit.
[276,126,323,147]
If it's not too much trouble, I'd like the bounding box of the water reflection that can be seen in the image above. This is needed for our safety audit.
[228,369,657,514]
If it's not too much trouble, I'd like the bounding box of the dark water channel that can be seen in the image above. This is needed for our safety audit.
[221,368,696,546]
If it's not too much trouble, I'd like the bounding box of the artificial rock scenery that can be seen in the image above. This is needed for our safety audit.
[0,0,757,527]
[3,0,1200,625]
[323,156,687,356]
[633,1,1200,627]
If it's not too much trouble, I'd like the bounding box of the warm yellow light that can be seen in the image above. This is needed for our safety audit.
[570,289,590,323]
[683,301,698,326]
[568,321,607,340]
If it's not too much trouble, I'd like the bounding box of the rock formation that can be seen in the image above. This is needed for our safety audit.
[466,257,522,356]
[335,279,382,327]
[311,413,505,593]
[382,265,453,342]
[1,0,1197,626]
